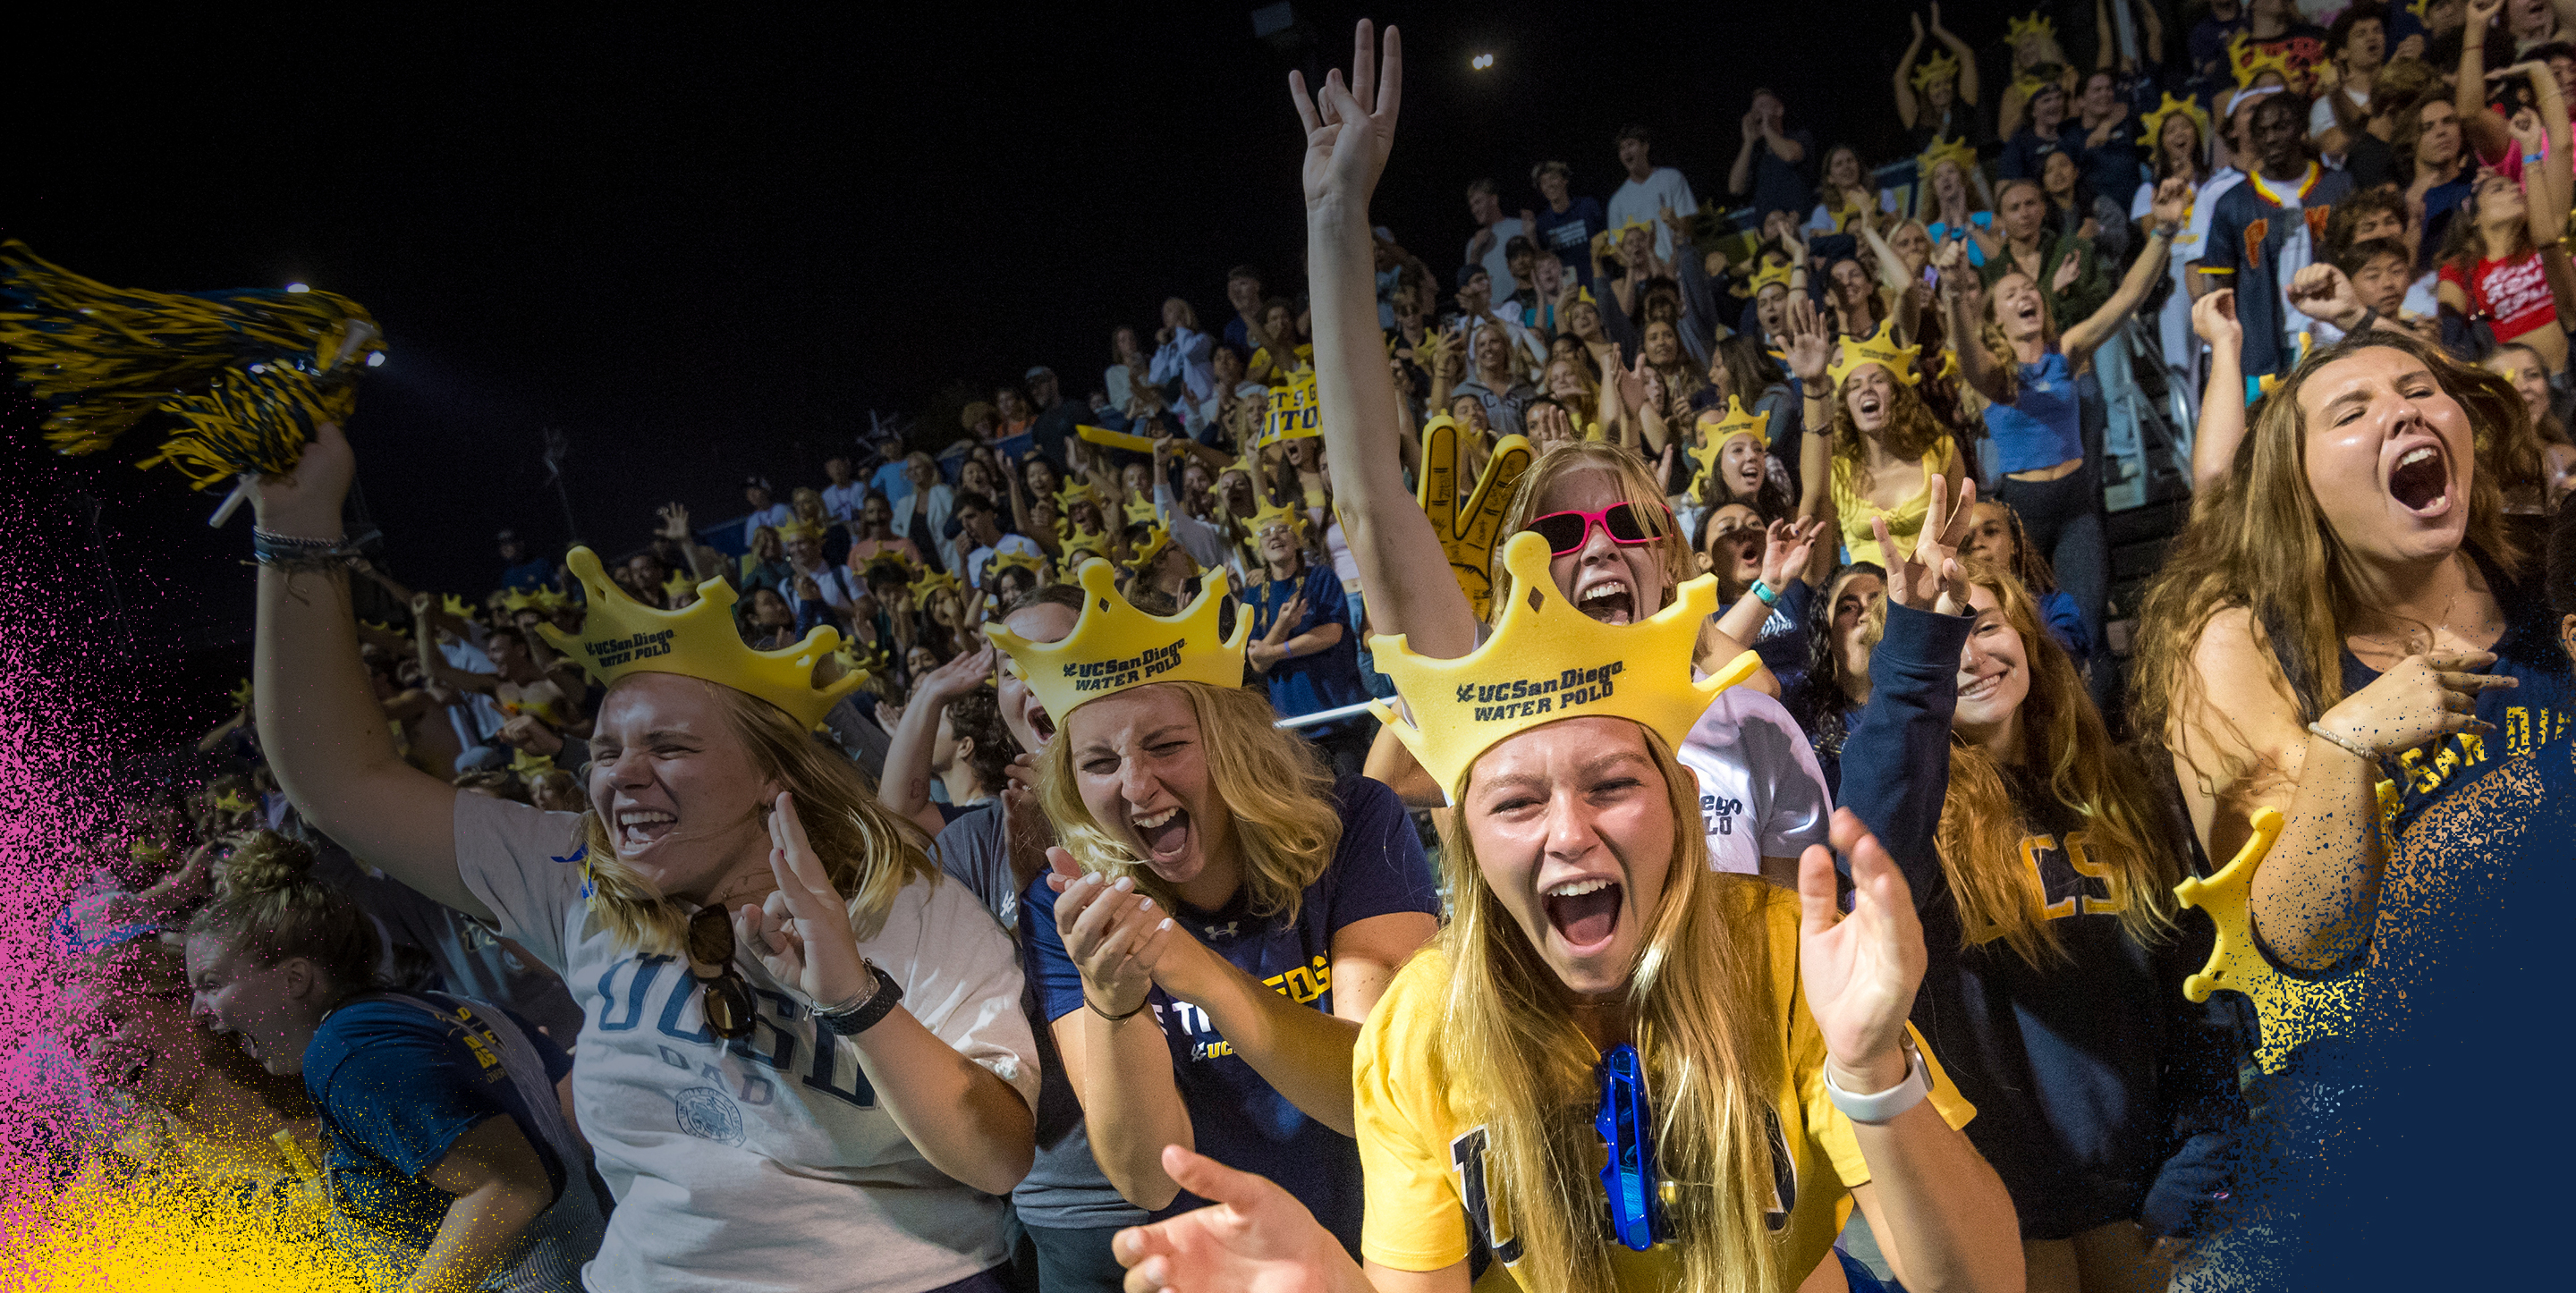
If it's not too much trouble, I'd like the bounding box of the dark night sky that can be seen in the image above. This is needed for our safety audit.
[8,0,2043,692]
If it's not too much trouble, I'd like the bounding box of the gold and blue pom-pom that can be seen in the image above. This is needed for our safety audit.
[0,241,386,489]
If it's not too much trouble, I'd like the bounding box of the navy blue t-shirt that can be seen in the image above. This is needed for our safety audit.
[303,993,572,1252]
[1249,563,1369,737]
[2335,558,2575,837]
[1530,197,1607,285]
[1025,774,1439,1255]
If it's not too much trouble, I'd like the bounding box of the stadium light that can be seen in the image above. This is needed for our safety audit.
[1472,53,1494,70]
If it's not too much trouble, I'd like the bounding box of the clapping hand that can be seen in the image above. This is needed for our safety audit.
[657,503,692,540]
[1046,849,1179,1018]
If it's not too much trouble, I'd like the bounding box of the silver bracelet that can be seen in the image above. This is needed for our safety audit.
[2307,721,2378,763]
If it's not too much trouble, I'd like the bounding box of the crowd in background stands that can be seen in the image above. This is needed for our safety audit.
[46,3,2576,1292]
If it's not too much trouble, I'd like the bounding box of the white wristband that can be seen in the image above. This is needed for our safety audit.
[1823,1041,1930,1126]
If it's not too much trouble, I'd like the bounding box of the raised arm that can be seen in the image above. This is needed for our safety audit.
[248,424,481,918]
[1938,246,2013,405]
[1295,21,1479,660]
[2062,179,2184,360]
[877,645,998,836]
[1894,16,1928,130]
[2189,290,2248,497]
[1784,296,1838,523]
[2459,3,2516,166]
[1934,4,1981,104]
[411,597,499,696]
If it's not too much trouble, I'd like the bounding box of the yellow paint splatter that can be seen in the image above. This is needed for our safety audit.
[2,1176,369,1290]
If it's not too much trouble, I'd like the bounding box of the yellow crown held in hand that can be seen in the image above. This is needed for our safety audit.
[2138,92,2212,148]
[2174,807,2285,1008]
[1370,531,1760,802]
[1911,48,1961,91]
[1826,319,1923,390]
[539,547,860,730]
[983,561,1250,725]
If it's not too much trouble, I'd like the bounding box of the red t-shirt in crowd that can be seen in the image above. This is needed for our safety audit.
[2440,252,2557,342]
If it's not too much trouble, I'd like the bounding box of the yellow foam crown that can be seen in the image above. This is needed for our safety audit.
[983,560,1250,724]
[1911,48,1961,91]
[2006,10,2053,43]
[1916,134,1979,186]
[1738,256,1796,300]
[1249,498,1307,536]
[1127,525,1191,573]
[1368,531,1761,800]
[1690,398,1772,494]
[2138,91,2211,148]
[538,546,860,729]
[2227,32,2293,89]
[911,567,963,602]
[498,586,567,614]
[1826,319,1923,390]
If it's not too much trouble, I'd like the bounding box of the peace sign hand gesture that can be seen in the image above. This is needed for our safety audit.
[1289,21,1403,214]
[1878,472,1975,615]
[733,792,869,1007]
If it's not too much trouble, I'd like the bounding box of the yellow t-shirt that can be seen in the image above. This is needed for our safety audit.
[1354,885,1975,1289]
[1830,435,1954,572]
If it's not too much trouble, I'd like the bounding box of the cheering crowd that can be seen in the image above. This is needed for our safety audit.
[44,3,2576,1291]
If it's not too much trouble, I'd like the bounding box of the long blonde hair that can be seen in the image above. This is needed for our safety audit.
[1435,724,1784,1293]
[1494,442,1690,621]
[577,675,939,951]
[2130,331,2525,789]
[1868,562,2178,965]
[1040,681,1343,925]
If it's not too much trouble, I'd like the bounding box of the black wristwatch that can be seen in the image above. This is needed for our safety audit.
[812,959,903,1036]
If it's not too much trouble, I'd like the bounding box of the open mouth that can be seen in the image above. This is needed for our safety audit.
[616,807,678,852]
[1855,393,1884,419]
[2014,300,2040,326]
[2388,444,2451,516]
[1131,806,1191,864]
[1577,579,1636,624]
[1027,703,1057,745]
[1543,877,1623,954]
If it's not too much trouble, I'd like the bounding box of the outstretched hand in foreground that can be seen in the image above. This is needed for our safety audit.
[1113,1145,1360,1293]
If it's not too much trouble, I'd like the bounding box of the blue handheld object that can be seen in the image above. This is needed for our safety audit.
[1595,1044,1671,1251]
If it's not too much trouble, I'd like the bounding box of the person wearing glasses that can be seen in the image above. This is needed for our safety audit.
[181,829,605,1291]
[241,422,1040,1293]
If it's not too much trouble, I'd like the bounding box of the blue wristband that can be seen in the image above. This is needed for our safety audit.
[2527,153,2546,166]
[1749,579,1781,606]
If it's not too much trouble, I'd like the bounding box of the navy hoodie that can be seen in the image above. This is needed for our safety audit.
[1838,601,2250,1239]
